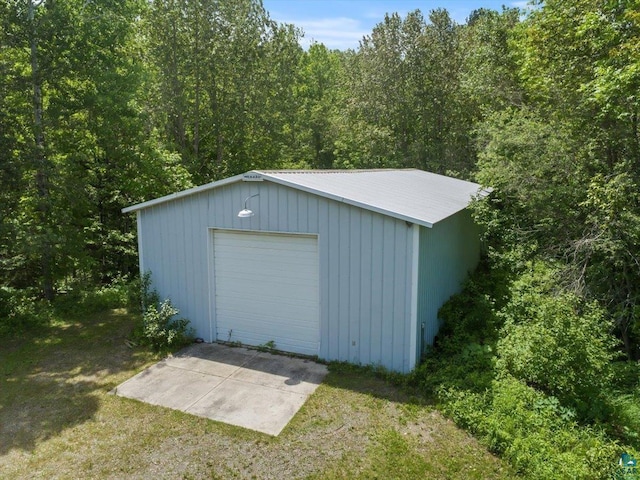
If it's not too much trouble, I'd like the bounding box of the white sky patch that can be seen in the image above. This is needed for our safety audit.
[363,7,411,19]
[280,16,371,50]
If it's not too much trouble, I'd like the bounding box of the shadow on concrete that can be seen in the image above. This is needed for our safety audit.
[170,342,326,386]
[112,342,328,436]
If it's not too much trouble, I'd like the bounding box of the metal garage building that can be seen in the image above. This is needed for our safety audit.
[123,169,487,373]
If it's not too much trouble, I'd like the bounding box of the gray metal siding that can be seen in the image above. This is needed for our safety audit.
[137,180,415,372]
[138,199,211,338]
[417,210,481,349]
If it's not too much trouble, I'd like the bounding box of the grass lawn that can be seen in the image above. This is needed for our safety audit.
[0,308,517,479]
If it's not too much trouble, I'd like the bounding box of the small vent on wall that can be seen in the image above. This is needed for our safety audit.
[242,172,263,182]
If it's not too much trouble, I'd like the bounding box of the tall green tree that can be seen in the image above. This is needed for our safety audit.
[417,8,471,173]
[145,0,302,183]
[459,8,523,116]
[0,1,31,288]
[338,11,424,169]
[290,43,343,169]
[0,0,192,294]
[335,9,476,175]
[0,0,64,295]
[475,0,640,357]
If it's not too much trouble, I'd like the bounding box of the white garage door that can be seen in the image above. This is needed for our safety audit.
[212,230,320,356]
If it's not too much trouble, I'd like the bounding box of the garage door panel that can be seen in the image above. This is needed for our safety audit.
[213,230,319,356]
[215,233,315,246]
[215,295,319,319]
[216,303,319,318]
[214,272,317,287]
[216,318,318,338]
[215,283,318,301]
[216,263,319,276]
[216,242,316,254]
[215,237,315,253]
[217,244,316,256]
[215,255,318,271]
[214,259,318,275]
[216,305,320,324]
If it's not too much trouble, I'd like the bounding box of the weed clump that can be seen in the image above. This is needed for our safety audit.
[130,272,193,352]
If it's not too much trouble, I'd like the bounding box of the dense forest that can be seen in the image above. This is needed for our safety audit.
[1,0,639,477]
[3,0,638,357]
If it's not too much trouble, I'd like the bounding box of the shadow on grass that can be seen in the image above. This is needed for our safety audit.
[0,309,149,455]
[321,361,434,406]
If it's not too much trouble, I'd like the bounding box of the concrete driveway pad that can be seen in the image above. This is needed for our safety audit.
[113,343,327,436]
[231,352,329,395]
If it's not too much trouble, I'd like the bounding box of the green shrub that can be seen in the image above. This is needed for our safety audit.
[126,271,159,315]
[53,278,132,317]
[1,278,141,336]
[129,273,192,351]
[127,272,193,351]
[610,392,640,448]
[409,342,495,396]
[411,260,506,396]
[414,255,636,478]
[126,272,193,351]
[0,286,50,335]
[139,299,193,351]
[437,259,507,352]
[440,376,620,479]
[496,263,618,419]
[609,362,640,448]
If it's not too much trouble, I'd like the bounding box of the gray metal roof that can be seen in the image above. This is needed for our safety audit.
[123,169,489,227]
[258,169,487,227]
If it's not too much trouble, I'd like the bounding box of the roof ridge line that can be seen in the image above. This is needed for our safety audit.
[255,168,418,174]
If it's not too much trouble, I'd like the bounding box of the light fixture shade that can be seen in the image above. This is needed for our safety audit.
[238,193,259,218]
[237,208,254,218]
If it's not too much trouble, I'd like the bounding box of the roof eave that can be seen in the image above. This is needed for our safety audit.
[121,173,245,213]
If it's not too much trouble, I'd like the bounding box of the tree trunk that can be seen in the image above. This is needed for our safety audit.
[29,0,54,300]
[193,2,201,161]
